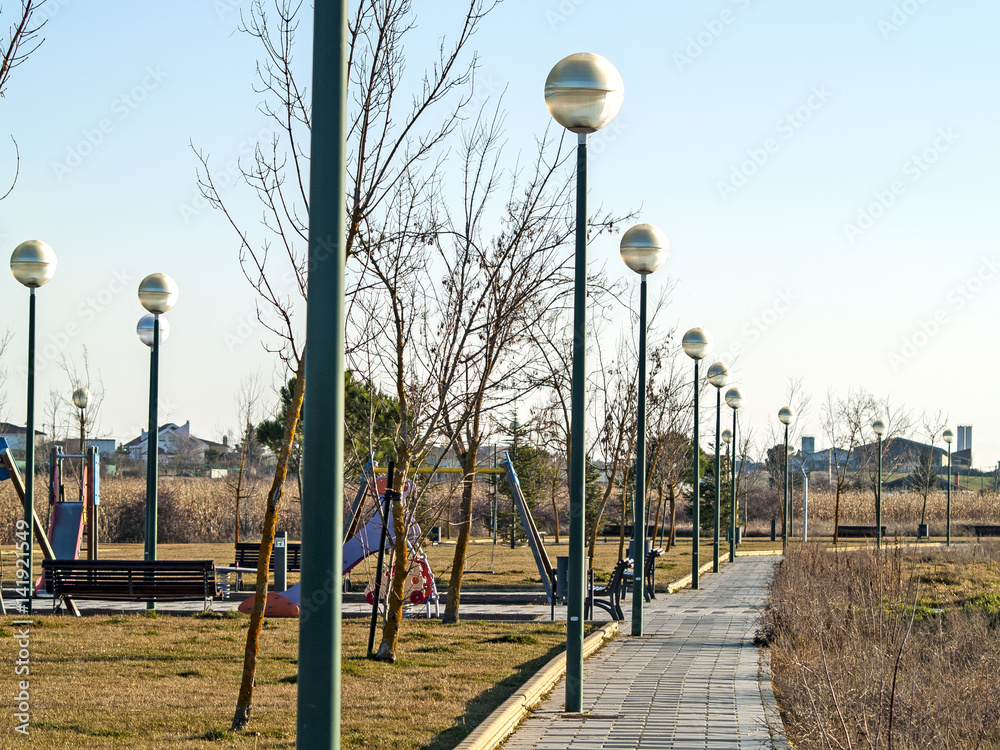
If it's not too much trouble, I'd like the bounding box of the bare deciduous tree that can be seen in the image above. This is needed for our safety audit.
[1,0,47,200]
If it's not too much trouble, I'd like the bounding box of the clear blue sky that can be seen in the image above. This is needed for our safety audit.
[3,1,999,466]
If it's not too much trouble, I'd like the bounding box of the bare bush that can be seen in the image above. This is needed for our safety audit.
[763,543,1000,748]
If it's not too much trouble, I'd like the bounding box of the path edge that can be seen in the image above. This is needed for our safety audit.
[454,621,619,750]
[758,643,791,748]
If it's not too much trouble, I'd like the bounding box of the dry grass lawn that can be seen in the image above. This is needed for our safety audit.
[0,612,586,748]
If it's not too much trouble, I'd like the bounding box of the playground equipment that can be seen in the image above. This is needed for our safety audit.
[34,445,100,596]
[0,439,100,617]
[501,452,556,603]
[238,469,439,617]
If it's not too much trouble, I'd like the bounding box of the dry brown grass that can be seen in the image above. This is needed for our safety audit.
[752,489,1000,540]
[0,612,589,748]
[762,542,1000,748]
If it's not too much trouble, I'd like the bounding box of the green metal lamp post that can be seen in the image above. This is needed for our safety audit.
[943,428,954,546]
[778,406,795,552]
[706,362,728,574]
[620,223,669,637]
[297,1,349,744]
[72,387,89,503]
[873,419,885,549]
[137,272,177,576]
[682,328,711,588]
[10,240,58,616]
[545,52,624,713]
[725,387,743,562]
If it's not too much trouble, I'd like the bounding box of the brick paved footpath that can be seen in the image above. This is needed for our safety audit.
[501,556,785,750]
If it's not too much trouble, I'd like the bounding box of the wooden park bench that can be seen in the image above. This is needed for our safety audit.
[585,557,632,621]
[233,541,302,572]
[971,525,1000,540]
[837,525,887,538]
[43,560,219,613]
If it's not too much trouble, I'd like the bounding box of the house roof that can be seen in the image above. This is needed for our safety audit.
[0,423,46,436]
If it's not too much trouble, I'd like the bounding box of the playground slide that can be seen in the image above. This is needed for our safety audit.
[34,501,86,594]
[238,478,436,617]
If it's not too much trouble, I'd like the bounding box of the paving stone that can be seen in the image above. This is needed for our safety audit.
[497,557,786,749]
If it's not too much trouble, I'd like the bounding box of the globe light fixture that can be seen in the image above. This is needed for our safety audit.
[681,327,710,360]
[10,240,57,288]
[138,273,178,315]
[619,223,669,276]
[544,53,624,134]
[545,51,624,713]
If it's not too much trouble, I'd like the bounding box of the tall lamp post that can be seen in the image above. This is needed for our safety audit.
[778,406,795,552]
[706,362,728,573]
[682,328,710,588]
[72,387,89,503]
[137,274,178,582]
[725,386,743,562]
[943,428,954,546]
[620,223,669,636]
[10,240,57,615]
[545,52,623,713]
[721,428,732,553]
[873,419,885,549]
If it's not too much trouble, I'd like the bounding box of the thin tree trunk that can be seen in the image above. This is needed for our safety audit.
[652,483,665,549]
[444,435,479,623]
[374,444,412,662]
[667,483,677,551]
[617,489,627,561]
[550,471,560,544]
[834,484,842,544]
[232,356,305,731]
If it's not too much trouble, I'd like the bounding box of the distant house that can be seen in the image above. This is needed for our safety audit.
[0,422,46,452]
[794,437,947,476]
[122,421,229,463]
[54,437,118,457]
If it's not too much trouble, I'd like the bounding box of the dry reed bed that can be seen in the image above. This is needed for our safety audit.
[762,543,1000,748]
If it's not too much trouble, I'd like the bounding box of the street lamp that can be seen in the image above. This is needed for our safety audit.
[545,51,623,713]
[137,273,177,579]
[72,387,89,503]
[620,222,669,637]
[943,428,954,546]
[706,362,728,574]
[682,328,710,588]
[725,386,743,562]
[873,419,885,549]
[10,239,57,615]
[777,406,795,552]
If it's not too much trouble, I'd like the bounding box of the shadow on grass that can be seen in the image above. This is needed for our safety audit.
[421,641,566,750]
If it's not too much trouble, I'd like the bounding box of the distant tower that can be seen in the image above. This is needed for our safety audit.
[957,425,972,453]
[801,435,815,454]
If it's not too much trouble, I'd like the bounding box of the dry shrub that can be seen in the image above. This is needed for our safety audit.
[763,543,1000,748]
[0,475,302,544]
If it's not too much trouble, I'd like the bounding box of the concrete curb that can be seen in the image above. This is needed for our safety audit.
[758,646,791,749]
[666,560,716,593]
[454,621,619,750]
